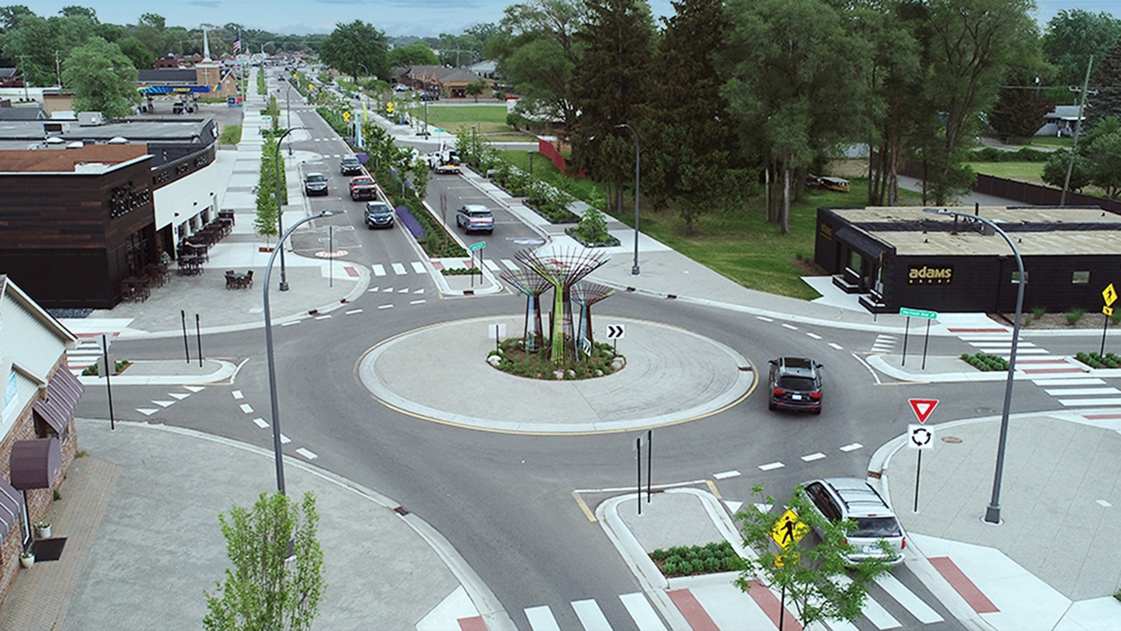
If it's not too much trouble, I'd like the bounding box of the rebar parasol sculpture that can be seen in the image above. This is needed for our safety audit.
[571,281,615,358]
[499,269,551,352]
[514,247,611,363]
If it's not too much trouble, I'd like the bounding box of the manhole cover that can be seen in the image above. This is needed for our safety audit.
[941,436,962,444]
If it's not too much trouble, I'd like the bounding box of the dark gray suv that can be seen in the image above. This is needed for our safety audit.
[767,357,823,414]
[364,201,394,229]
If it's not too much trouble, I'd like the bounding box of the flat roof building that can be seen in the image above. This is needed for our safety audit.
[815,206,1121,314]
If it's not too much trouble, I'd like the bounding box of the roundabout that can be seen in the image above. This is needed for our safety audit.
[357,315,758,434]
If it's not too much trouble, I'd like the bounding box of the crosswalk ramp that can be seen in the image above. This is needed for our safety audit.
[67,332,119,375]
[513,573,950,630]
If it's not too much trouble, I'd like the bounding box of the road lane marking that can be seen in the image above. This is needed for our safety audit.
[713,470,741,479]
[410,299,426,305]
[239,403,253,414]
[281,320,300,326]
[524,605,560,631]
[619,593,666,631]
[806,332,822,340]
[372,264,386,276]
[345,309,363,315]
[756,316,774,322]
[758,462,785,471]
[392,262,407,275]
[1033,378,1103,386]
[876,573,944,624]
[801,452,826,462]
[829,342,844,350]
[411,261,426,273]
[232,390,244,399]
[782,323,798,330]
[252,418,268,428]
[295,448,318,460]
[571,599,611,631]
[1045,387,1120,396]
[839,443,863,452]
[378,304,394,310]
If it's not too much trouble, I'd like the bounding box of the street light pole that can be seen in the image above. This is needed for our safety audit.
[924,208,1024,524]
[273,126,307,291]
[263,210,337,495]
[615,123,641,275]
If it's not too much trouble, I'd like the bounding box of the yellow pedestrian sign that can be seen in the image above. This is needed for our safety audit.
[769,509,809,549]
[1104,283,1117,307]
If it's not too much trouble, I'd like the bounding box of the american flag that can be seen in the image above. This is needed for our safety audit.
[233,34,241,55]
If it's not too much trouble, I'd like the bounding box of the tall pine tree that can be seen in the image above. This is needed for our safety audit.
[568,0,655,215]
[1088,35,1121,127]
[642,0,734,235]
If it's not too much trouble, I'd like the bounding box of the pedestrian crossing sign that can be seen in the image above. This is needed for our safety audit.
[1104,283,1117,308]
[769,509,809,549]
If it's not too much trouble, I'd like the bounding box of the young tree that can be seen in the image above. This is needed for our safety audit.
[204,492,325,631]
[465,78,489,102]
[61,37,138,117]
[736,485,892,629]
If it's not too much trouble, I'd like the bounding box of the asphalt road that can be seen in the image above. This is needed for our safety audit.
[72,69,1103,631]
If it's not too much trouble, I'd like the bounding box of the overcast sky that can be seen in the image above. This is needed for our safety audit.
[25,0,1120,39]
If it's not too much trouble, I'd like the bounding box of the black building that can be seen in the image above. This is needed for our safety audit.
[815,206,1121,314]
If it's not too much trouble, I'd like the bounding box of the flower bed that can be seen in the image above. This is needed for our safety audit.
[487,338,623,380]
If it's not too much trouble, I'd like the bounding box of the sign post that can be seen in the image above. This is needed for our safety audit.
[899,308,938,369]
[606,323,625,353]
[907,398,938,512]
[469,241,485,288]
[1102,283,1117,356]
[769,508,807,631]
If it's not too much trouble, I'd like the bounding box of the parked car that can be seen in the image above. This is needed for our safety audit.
[349,176,377,201]
[340,156,363,175]
[364,201,394,229]
[434,163,461,175]
[419,92,439,101]
[456,204,494,234]
[393,83,409,92]
[799,478,905,566]
[768,356,823,414]
[303,173,328,196]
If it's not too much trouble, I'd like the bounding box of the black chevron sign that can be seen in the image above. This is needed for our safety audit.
[606,324,625,340]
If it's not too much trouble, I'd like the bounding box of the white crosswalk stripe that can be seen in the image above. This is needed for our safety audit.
[392,262,407,275]
[484,259,501,271]
[618,593,666,631]
[502,258,520,271]
[410,261,426,273]
[876,573,944,624]
[872,334,895,352]
[571,599,612,630]
[525,605,561,631]
[372,264,386,277]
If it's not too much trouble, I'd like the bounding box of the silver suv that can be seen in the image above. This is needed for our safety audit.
[800,478,904,565]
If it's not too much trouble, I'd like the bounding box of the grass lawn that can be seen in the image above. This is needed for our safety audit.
[968,162,1045,184]
[218,124,242,145]
[629,182,917,300]
[423,104,521,136]
[1022,136,1073,149]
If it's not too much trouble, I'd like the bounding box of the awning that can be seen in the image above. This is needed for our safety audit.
[0,477,19,540]
[10,437,61,490]
[836,226,890,261]
[33,367,83,436]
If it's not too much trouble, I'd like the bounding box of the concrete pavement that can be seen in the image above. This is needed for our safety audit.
[13,67,1121,630]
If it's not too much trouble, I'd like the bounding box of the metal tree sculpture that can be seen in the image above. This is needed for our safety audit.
[571,281,615,358]
[499,269,550,352]
[514,247,610,363]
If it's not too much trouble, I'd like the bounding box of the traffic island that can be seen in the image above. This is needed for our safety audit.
[486,338,625,380]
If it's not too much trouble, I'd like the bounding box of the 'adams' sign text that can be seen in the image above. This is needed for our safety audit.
[908,265,953,285]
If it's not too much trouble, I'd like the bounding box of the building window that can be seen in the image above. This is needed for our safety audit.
[847,250,861,274]
[1011,271,1028,284]
[1072,271,1090,284]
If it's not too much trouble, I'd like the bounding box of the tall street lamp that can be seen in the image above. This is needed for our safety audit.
[923,208,1024,524]
[615,123,641,276]
[273,126,307,291]
[263,210,339,494]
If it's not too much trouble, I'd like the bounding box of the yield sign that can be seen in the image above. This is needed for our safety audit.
[908,398,939,424]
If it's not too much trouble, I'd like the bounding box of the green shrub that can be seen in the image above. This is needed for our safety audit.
[651,548,668,561]
[961,352,1009,372]
[1066,308,1085,325]
[81,363,98,376]
[677,560,694,575]
[1031,306,1047,319]
[662,560,677,575]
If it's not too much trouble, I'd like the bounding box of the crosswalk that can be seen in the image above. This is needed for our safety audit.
[371,259,522,277]
[67,332,119,375]
[949,326,1121,418]
[512,571,952,630]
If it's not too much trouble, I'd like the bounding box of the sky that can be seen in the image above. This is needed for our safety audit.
[25,0,1121,39]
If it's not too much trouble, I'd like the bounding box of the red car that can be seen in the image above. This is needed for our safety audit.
[349,176,377,201]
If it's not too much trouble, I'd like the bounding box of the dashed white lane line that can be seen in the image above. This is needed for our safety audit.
[782,323,798,330]
[281,320,300,327]
[295,448,318,460]
[252,418,269,428]
[345,309,363,315]
[280,434,291,444]
[757,316,774,322]
[378,304,394,310]
[314,315,332,320]
[232,390,244,400]
[409,299,426,305]
[392,262,407,275]
[839,443,863,452]
[411,261,426,273]
[829,342,844,350]
[372,264,386,277]
[239,403,254,414]
[801,452,826,462]
[806,332,822,340]
[713,470,741,480]
[1098,499,1113,507]
[758,461,785,471]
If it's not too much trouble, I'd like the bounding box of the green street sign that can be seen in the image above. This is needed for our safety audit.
[432,128,446,133]
[468,241,486,252]
[900,307,938,320]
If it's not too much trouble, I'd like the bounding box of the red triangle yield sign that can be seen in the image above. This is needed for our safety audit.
[909,399,939,424]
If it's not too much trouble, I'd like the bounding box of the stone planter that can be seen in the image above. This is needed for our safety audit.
[20,554,34,569]
[35,524,51,538]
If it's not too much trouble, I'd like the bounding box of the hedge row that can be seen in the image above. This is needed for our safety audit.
[1075,352,1121,369]
[961,352,1009,372]
[650,541,746,577]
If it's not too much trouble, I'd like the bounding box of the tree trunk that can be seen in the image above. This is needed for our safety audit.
[781,154,791,236]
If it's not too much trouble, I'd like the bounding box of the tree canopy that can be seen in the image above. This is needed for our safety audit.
[60,36,138,117]
[319,20,389,80]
